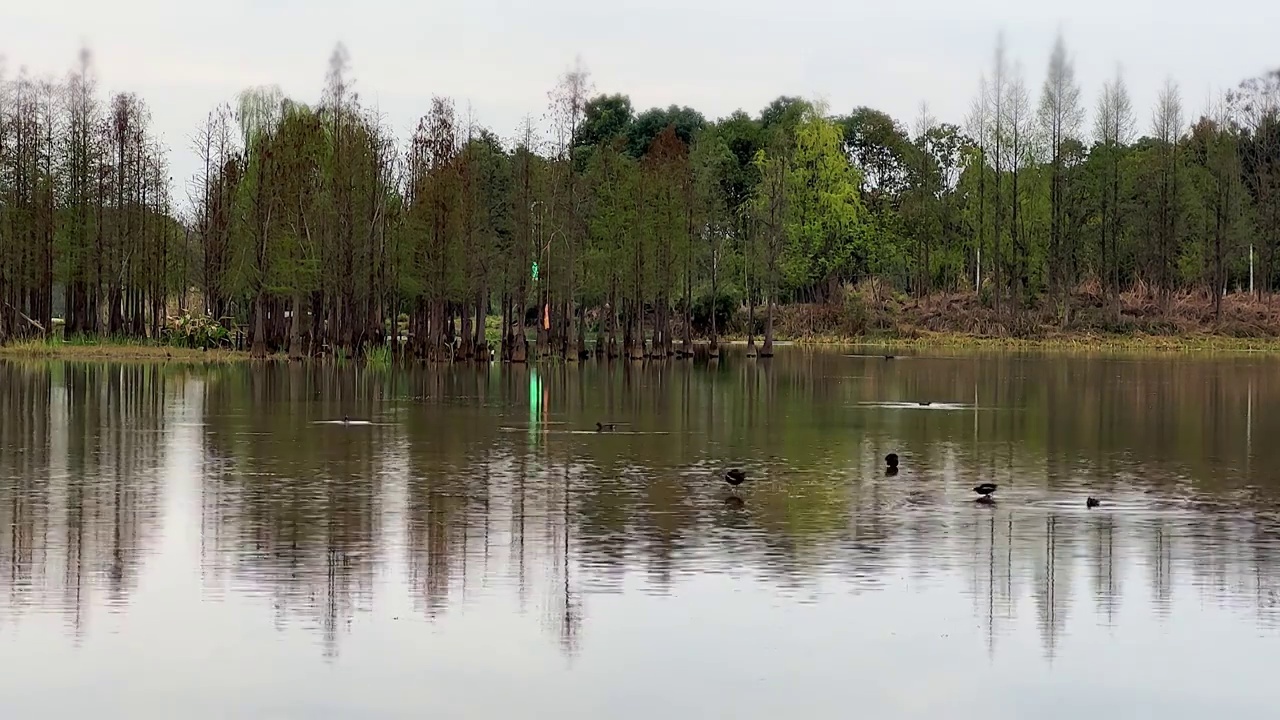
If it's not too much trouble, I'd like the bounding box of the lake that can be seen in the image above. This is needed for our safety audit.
[1,350,1279,718]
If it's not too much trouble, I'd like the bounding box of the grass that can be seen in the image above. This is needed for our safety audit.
[364,344,392,369]
[0,336,246,362]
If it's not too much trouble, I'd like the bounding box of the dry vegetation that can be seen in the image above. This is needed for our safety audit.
[725,279,1280,351]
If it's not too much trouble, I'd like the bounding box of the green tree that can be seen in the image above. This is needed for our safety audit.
[785,104,867,300]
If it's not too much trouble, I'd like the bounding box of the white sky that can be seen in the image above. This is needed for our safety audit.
[3,0,1278,202]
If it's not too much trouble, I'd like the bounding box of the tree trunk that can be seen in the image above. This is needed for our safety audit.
[761,293,775,357]
[459,301,474,360]
[565,298,578,361]
[289,292,305,360]
[628,299,645,360]
[622,299,634,358]
[500,293,512,361]
[474,290,488,361]
[607,287,619,359]
[682,274,692,358]
[251,291,268,359]
[709,259,719,357]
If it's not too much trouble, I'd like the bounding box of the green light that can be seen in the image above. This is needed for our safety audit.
[529,369,541,443]
[531,262,539,280]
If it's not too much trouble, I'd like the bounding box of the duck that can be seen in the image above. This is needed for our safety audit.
[884,354,896,360]
[973,483,997,499]
[918,401,933,407]
[595,422,618,432]
[342,415,350,424]
[724,468,747,487]
[1086,497,1101,508]
[885,453,899,469]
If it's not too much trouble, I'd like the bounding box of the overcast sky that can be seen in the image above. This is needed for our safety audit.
[3,0,1278,200]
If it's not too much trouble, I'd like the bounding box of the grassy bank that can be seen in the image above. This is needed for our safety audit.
[0,338,247,362]
[9,331,1278,363]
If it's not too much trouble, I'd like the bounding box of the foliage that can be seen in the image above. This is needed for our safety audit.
[165,311,231,349]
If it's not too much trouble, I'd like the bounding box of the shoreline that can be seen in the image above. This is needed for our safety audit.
[5,329,1280,362]
[0,341,246,362]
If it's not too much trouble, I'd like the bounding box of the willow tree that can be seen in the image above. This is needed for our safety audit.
[785,104,866,301]
[236,86,284,358]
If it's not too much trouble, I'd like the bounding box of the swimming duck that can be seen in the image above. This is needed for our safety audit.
[1086,497,1101,508]
[596,422,617,432]
[724,468,747,487]
[885,453,899,469]
[974,483,997,497]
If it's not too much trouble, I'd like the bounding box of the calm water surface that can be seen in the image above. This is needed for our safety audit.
[2,350,1279,718]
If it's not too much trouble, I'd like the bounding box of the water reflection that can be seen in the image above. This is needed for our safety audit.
[0,363,164,637]
[2,352,1280,713]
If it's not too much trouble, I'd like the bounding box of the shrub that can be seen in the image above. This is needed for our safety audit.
[166,312,230,349]
[692,292,737,336]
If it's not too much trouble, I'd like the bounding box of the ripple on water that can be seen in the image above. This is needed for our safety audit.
[856,401,975,410]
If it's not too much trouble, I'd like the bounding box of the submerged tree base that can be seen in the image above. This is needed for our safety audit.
[10,287,1280,363]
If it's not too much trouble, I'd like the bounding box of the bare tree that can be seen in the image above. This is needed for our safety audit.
[1004,62,1034,305]
[1151,79,1184,305]
[62,47,102,335]
[967,74,991,296]
[987,34,1009,313]
[1038,31,1084,309]
[1232,70,1280,298]
[548,57,591,359]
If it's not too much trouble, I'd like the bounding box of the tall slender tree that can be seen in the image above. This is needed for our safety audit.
[1038,32,1084,309]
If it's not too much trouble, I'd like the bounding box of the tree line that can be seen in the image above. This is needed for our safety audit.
[2,35,1278,357]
